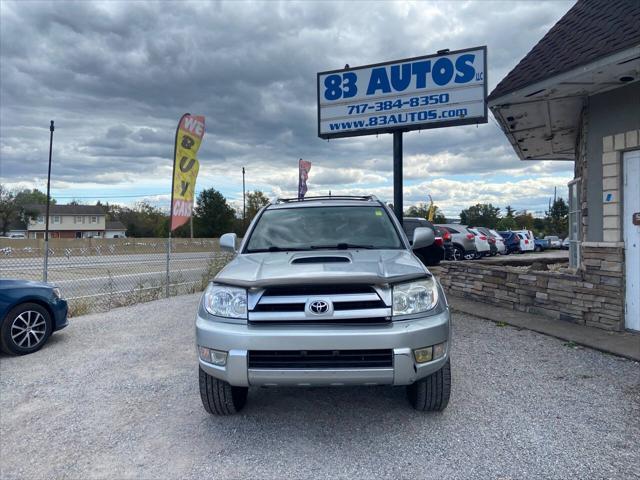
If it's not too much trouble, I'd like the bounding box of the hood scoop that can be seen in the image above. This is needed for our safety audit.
[291,256,351,264]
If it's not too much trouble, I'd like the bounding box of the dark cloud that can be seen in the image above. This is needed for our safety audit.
[0,0,574,210]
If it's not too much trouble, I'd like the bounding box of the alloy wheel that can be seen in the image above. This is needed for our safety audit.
[11,311,47,349]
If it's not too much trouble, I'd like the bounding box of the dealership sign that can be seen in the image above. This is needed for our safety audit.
[317,46,487,139]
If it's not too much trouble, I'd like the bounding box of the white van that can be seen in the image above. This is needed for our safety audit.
[515,231,535,252]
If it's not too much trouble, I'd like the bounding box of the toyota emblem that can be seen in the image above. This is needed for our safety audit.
[309,300,330,315]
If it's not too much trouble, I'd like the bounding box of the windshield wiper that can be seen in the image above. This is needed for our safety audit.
[246,246,307,253]
[309,243,375,250]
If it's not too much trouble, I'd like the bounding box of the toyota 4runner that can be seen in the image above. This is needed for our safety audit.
[196,195,451,414]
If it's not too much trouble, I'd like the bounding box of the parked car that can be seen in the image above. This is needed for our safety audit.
[544,235,562,249]
[534,238,550,252]
[561,237,570,249]
[488,228,507,254]
[434,225,454,261]
[516,232,535,253]
[0,279,68,355]
[403,217,444,266]
[474,227,503,256]
[435,224,478,260]
[498,231,522,254]
[467,227,491,258]
[196,195,451,414]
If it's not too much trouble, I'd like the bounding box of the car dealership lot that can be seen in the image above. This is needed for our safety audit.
[1,294,638,479]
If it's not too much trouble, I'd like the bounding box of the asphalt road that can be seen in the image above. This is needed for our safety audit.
[0,252,224,300]
[1,294,638,479]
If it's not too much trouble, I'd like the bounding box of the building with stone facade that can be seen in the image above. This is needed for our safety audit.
[487,0,639,331]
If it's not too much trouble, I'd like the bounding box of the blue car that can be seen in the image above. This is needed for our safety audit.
[498,231,521,254]
[534,238,550,252]
[0,279,68,355]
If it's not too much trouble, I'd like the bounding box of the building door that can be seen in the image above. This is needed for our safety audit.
[623,149,640,331]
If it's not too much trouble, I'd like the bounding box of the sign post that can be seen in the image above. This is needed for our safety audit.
[317,46,487,221]
[393,131,403,225]
[43,120,54,283]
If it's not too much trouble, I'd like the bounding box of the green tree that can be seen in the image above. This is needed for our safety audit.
[546,197,569,238]
[504,205,515,218]
[459,203,501,228]
[0,186,54,233]
[533,217,546,236]
[514,210,534,230]
[496,216,517,231]
[245,190,270,224]
[0,185,17,235]
[194,188,235,238]
[406,203,447,223]
[108,201,167,237]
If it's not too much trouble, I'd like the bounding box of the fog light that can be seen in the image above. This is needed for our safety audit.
[414,346,433,363]
[198,346,227,366]
[433,341,446,360]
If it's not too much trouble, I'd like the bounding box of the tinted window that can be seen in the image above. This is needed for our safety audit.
[246,206,403,252]
[445,227,460,234]
[402,220,420,238]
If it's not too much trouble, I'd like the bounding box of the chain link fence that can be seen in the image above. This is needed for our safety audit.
[0,238,234,316]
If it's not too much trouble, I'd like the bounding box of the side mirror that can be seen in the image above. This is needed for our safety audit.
[412,227,435,250]
[219,233,238,253]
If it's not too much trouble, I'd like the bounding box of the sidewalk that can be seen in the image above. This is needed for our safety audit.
[449,295,640,361]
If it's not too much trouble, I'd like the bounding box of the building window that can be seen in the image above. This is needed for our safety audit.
[90,216,98,224]
[37,215,44,224]
[75,216,84,224]
[52,215,61,224]
[568,178,581,268]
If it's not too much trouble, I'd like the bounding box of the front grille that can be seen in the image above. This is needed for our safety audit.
[333,300,385,310]
[249,284,391,324]
[248,349,393,369]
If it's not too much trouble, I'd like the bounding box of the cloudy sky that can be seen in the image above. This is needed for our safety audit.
[0,0,575,217]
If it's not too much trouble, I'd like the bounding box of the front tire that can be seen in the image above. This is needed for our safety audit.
[407,360,451,412]
[0,303,52,355]
[199,367,248,415]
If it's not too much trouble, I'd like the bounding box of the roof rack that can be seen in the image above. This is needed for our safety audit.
[274,195,379,204]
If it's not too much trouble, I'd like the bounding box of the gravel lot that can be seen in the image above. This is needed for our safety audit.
[1,293,639,479]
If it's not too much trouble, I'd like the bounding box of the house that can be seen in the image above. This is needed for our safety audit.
[105,221,127,238]
[26,204,107,239]
[487,0,640,331]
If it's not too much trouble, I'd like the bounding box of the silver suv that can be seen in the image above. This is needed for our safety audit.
[196,196,451,414]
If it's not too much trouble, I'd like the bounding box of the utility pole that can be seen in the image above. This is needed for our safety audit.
[242,167,246,229]
[393,131,403,226]
[43,120,54,283]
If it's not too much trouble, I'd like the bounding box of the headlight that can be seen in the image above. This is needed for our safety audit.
[203,283,247,319]
[52,287,61,299]
[392,277,438,316]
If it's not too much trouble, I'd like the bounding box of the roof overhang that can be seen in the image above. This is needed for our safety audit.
[488,45,640,161]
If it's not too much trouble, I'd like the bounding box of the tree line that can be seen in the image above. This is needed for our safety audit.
[0,184,269,238]
[1,182,568,239]
[405,199,569,238]
[457,200,569,238]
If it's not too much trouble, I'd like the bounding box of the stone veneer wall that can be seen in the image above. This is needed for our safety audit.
[433,256,625,331]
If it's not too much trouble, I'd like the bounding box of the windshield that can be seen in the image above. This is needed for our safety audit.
[245,206,404,252]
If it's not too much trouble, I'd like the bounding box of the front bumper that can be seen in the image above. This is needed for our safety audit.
[196,307,450,387]
[52,298,69,331]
